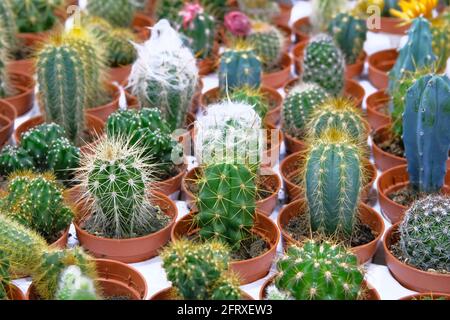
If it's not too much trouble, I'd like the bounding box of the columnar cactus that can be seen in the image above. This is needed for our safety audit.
[0,0,18,49]
[302,35,345,96]
[0,172,73,242]
[399,195,450,272]
[0,146,34,176]
[161,240,241,300]
[11,0,62,33]
[328,12,367,65]
[237,0,280,22]
[55,266,98,300]
[247,21,284,70]
[282,83,328,139]
[219,44,262,91]
[403,74,450,193]
[0,250,10,300]
[229,86,268,119]
[87,0,136,27]
[304,129,364,237]
[310,0,347,32]
[273,240,365,300]
[129,20,199,131]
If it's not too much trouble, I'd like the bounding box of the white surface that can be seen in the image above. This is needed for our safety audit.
[10,0,421,300]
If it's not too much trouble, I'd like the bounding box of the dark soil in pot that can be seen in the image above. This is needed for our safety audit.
[373,131,404,158]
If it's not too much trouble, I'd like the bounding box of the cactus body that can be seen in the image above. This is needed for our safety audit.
[55,266,98,300]
[431,20,450,72]
[248,21,284,70]
[0,23,11,98]
[0,250,10,300]
[11,0,62,33]
[229,86,268,119]
[0,146,35,177]
[311,0,347,32]
[156,0,185,22]
[0,0,18,49]
[87,0,135,27]
[199,0,227,20]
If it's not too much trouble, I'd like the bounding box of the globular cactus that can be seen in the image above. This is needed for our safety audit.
[0,250,10,300]
[310,0,347,32]
[0,172,73,242]
[129,19,199,131]
[55,266,98,300]
[247,21,284,70]
[328,12,367,65]
[178,3,217,60]
[219,43,262,91]
[0,146,34,177]
[399,195,450,272]
[11,0,62,33]
[0,0,18,50]
[403,74,450,194]
[282,83,328,139]
[307,98,366,143]
[229,86,269,119]
[156,0,185,22]
[161,240,241,300]
[195,163,257,249]
[302,35,345,97]
[274,240,365,300]
[304,129,364,237]
[87,0,136,27]
[237,0,280,22]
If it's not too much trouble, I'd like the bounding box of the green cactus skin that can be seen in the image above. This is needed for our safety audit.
[0,0,18,50]
[275,240,365,300]
[237,0,280,22]
[55,266,98,300]
[229,86,269,119]
[248,21,284,70]
[161,240,241,300]
[302,35,345,97]
[196,163,257,249]
[219,48,262,91]
[0,250,10,300]
[328,12,367,65]
[87,0,136,27]
[0,172,73,242]
[11,0,62,33]
[0,146,35,177]
[400,195,450,273]
[304,129,363,237]
[431,22,450,72]
[310,0,347,33]
[199,0,228,21]
[282,83,328,139]
[403,74,450,194]
[156,0,185,22]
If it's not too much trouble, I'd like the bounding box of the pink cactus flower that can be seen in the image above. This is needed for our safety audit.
[224,11,251,37]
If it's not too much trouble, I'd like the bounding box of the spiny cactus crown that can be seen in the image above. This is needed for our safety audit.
[248,21,284,70]
[310,0,347,33]
[87,0,136,27]
[11,0,62,33]
[229,86,269,119]
[55,266,98,300]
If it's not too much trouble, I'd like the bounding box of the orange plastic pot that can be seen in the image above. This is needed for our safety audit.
[6,284,26,300]
[368,49,398,90]
[292,17,311,44]
[400,293,450,300]
[262,53,293,89]
[366,90,391,131]
[2,72,35,116]
[0,102,15,147]
[7,33,45,76]
[368,17,411,35]
[151,164,188,196]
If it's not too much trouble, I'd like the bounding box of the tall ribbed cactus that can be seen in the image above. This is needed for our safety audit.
[129,20,199,131]
[403,74,450,193]
[87,0,136,27]
[0,0,18,49]
[328,12,367,65]
[310,0,347,32]
[55,266,98,300]
[11,0,62,33]
[304,129,364,237]
[248,21,284,70]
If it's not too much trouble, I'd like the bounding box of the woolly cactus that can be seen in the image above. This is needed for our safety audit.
[0,146,34,177]
[219,45,262,91]
[310,0,347,32]
[161,240,241,300]
[399,195,450,272]
[0,250,10,300]
[328,12,367,65]
[87,0,136,27]
[237,0,280,22]
[302,35,345,96]
[129,20,199,131]
[403,74,450,194]
[0,172,73,242]
[156,0,185,22]
[229,86,268,119]
[0,0,18,49]
[274,240,365,300]
[282,83,328,139]
[55,266,98,300]
[304,129,364,237]
[11,0,62,33]
[248,21,284,70]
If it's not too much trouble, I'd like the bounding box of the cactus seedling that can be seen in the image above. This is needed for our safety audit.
[310,0,347,33]
[55,266,98,300]
[87,0,136,27]
[247,21,284,70]
[11,0,63,33]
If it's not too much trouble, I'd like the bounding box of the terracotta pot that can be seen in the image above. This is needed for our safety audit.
[74,191,178,263]
[261,53,292,89]
[6,284,26,300]
[263,129,283,168]
[278,199,385,264]
[107,65,132,85]
[384,224,450,293]
[86,91,139,122]
[95,259,148,300]
[172,212,280,285]
[368,49,398,90]
[273,3,293,28]
[283,132,306,155]
[7,33,45,75]
[400,293,450,300]
[292,17,311,44]
[377,165,450,224]
[2,72,35,116]
[259,275,380,300]
[368,17,411,35]
[150,287,254,300]
[366,90,391,131]
[371,124,405,172]
[133,13,154,40]
[182,167,281,217]
[0,113,13,148]
[0,99,17,122]
[151,164,188,196]
[50,228,70,249]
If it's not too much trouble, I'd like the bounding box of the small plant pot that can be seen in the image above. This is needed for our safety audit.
[400,293,450,300]
[384,224,450,294]
[368,49,398,90]
[182,167,281,217]
[273,3,293,28]
[263,129,283,168]
[107,64,132,85]
[0,105,14,147]
[2,72,35,116]
[261,53,292,89]
[259,275,380,300]
[150,287,254,300]
[0,99,16,123]
[7,33,45,76]
[366,90,391,131]
[171,212,280,285]
[132,13,154,41]
[151,164,188,197]
[283,132,307,155]
[50,228,70,249]
[6,284,26,300]
[368,17,411,35]
[278,199,385,264]
[74,191,178,263]
[377,165,450,224]
[292,17,311,44]
[371,124,405,172]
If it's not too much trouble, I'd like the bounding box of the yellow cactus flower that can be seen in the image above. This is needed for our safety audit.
[390,0,438,21]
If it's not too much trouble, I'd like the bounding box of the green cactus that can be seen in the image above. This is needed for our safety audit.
[0,0,18,50]
[311,0,347,32]
[161,240,241,300]
[229,86,269,119]
[87,0,136,27]
[247,21,284,70]
[11,0,63,33]
[304,129,364,237]
[237,0,280,22]
[0,172,73,242]
[282,83,328,139]
[302,35,345,96]
[156,0,185,22]
[328,12,367,65]
[199,0,228,20]
[55,266,98,300]
[0,23,12,99]
[0,250,10,300]
[431,19,450,72]
[274,240,365,300]
[0,146,35,177]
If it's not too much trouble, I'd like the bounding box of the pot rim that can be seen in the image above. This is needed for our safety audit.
[372,124,406,162]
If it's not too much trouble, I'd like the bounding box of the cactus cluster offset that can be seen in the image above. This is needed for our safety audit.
[162,240,241,300]
[302,35,345,96]
[304,129,364,237]
[87,0,135,27]
[11,0,62,33]
[229,86,269,119]
[55,266,98,300]
[399,195,450,272]
[403,74,450,194]
[328,12,367,65]
[248,21,284,70]
[282,83,328,139]
[274,240,364,300]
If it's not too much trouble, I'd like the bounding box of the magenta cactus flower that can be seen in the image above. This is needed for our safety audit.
[224,11,251,37]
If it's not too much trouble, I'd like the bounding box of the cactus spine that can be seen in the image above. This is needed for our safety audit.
[310,0,347,33]
[11,0,62,33]
[87,0,136,27]
[403,74,450,193]
[55,266,98,300]
[248,21,284,70]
